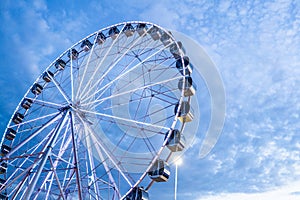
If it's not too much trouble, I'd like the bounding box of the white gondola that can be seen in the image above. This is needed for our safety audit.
[123,23,135,37]
[55,59,66,70]
[165,129,185,152]
[31,83,43,95]
[176,56,193,75]
[169,41,185,59]
[1,145,11,156]
[136,23,147,36]
[148,159,170,182]
[0,162,7,174]
[126,187,149,200]
[12,112,24,124]
[68,49,79,60]
[178,76,196,96]
[21,98,33,110]
[174,101,194,122]
[81,39,93,51]
[5,128,16,141]
[108,26,120,40]
[96,32,106,45]
[160,31,173,46]
[149,26,161,40]
[42,71,54,83]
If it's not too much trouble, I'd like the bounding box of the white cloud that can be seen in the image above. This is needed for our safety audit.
[197,181,300,200]
[1,0,300,198]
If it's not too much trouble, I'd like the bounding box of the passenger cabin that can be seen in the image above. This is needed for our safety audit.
[176,56,193,75]
[165,129,185,152]
[0,193,7,200]
[149,26,161,40]
[0,162,7,174]
[5,128,16,141]
[42,71,54,83]
[136,23,147,36]
[148,159,170,182]
[160,31,173,46]
[126,187,149,200]
[174,101,194,123]
[55,59,66,70]
[81,39,93,52]
[123,24,135,37]
[13,112,24,124]
[170,41,186,59]
[96,32,106,45]
[178,76,196,96]
[68,49,79,60]
[31,83,43,95]
[109,27,120,40]
[21,98,33,110]
[1,145,11,156]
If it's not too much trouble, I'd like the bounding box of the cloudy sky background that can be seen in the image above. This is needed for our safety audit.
[1,0,300,199]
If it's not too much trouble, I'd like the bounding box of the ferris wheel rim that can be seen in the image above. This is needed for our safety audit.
[0,21,194,200]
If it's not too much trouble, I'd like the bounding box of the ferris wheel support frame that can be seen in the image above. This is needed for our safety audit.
[0,21,205,200]
[24,110,69,200]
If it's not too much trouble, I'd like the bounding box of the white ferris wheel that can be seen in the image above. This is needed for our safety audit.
[0,21,199,200]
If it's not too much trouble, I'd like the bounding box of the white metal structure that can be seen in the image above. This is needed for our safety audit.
[0,22,196,200]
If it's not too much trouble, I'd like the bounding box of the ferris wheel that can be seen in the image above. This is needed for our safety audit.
[0,21,199,200]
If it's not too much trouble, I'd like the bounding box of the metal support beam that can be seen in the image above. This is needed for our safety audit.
[49,156,66,200]
[69,111,83,200]
[23,111,69,200]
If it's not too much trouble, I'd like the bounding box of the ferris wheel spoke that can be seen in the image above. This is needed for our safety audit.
[2,112,64,162]
[9,111,60,129]
[83,55,171,108]
[49,156,67,200]
[23,111,69,200]
[91,137,128,197]
[51,76,72,105]
[1,22,197,200]
[102,87,178,111]
[60,156,75,196]
[81,109,169,131]
[79,55,137,108]
[0,128,56,198]
[16,143,57,199]
[88,134,121,199]
[82,75,181,109]
[9,162,39,199]
[81,40,172,105]
[60,170,76,199]
[76,24,127,101]
[147,87,180,103]
[0,158,35,195]
[73,37,97,102]
[43,172,55,200]
[129,90,157,155]
[85,131,101,200]
[79,36,162,104]
[76,113,123,197]
[26,98,65,109]
[78,24,153,101]
[32,124,72,199]
[137,103,175,123]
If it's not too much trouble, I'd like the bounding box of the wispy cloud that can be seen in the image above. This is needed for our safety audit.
[1,0,300,199]
[138,0,300,195]
[196,180,300,200]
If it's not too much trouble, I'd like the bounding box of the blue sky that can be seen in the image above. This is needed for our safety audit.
[1,0,300,199]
